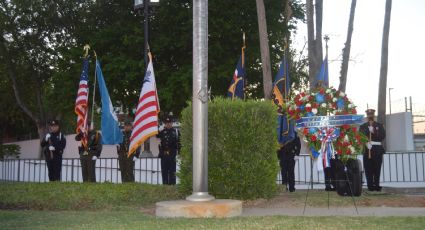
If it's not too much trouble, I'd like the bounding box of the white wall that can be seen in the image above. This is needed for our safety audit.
[7,134,161,159]
[386,112,414,151]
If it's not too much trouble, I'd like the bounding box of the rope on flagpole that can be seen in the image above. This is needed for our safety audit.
[91,50,97,130]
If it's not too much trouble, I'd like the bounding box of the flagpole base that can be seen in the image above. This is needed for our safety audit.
[186,192,215,202]
[156,199,242,218]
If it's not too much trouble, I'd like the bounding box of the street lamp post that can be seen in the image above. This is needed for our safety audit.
[389,87,394,114]
[134,0,159,155]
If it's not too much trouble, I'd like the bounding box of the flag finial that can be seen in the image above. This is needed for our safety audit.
[83,44,90,58]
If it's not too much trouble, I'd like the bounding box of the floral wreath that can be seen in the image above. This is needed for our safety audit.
[285,86,368,162]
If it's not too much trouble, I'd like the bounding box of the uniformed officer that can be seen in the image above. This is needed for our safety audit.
[117,120,140,182]
[40,120,66,181]
[360,109,386,191]
[277,133,301,192]
[75,122,102,182]
[157,117,179,185]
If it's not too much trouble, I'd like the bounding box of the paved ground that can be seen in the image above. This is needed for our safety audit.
[242,207,425,217]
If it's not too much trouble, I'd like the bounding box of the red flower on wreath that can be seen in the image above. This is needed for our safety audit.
[285,86,368,160]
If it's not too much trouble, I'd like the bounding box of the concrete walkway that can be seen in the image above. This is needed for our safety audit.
[242,207,425,217]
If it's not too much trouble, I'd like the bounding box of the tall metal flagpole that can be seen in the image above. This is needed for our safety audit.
[91,50,98,129]
[186,0,214,202]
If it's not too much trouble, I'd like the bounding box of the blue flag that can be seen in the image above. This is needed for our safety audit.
[273,53,295,145]
[96,60,123,144]
[227,49,246,99]
[313,56,329,88]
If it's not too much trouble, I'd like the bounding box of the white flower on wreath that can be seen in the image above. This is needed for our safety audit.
[349,146,356,153]
[339,92,346,97]
[326,89,332,93]
[328,103,333,108]
[306,103,312,108]
[348,103,354,108]
[312,108,318,114]
[344,135,349,142]
[332,97,338,102]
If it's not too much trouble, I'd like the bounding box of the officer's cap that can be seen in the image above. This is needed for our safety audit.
[49,120,60,126]
[365,109,376,115]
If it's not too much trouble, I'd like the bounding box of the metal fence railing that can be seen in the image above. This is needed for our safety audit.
[1,152,424,186]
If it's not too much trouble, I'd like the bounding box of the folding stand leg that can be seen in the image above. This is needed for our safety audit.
[345,170,359,214]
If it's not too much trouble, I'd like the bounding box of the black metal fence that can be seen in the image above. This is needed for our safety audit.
[1,151,425,186]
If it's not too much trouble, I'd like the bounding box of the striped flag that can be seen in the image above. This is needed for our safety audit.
[128,54,160,157]
[74,58,89,147]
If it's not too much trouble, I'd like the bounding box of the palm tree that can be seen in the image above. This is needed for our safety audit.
[377,0,392,125]
[255,0,273,99]
[339,0,357,92]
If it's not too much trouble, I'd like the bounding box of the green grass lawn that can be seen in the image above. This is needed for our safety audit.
[1,182,424,229]
[0,182,183,210]
[1,210,425,230]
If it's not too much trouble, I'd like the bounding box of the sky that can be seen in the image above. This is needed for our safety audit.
[292,0,425,133]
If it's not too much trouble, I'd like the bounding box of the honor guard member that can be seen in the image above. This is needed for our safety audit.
[157,116,179,185]
[40,120,66,181]
[360,109,386,191]
[277,133,301,192]
[75,121,102,182]
[117,120,140,182]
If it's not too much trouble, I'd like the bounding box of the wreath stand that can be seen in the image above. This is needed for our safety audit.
[302,158,359,215]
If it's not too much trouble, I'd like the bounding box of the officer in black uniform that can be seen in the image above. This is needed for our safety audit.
[360,109,386,191]
[40,120,66,181]
[75,122,102,182]
[157,117,179,185]
[117,120,140,182]
[277,133,301,192]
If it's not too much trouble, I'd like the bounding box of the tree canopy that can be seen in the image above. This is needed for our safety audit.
[0,0,306,139]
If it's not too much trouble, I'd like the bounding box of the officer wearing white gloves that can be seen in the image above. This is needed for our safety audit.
[75,121,102,182]
[40,120,66,181]
[360,109,386,191]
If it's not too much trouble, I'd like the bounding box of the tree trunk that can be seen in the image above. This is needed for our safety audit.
[307,0,324,89]
[0,39,47,158]
[377,0,392,126]
[339,0,357,92]
[255,0,273,99]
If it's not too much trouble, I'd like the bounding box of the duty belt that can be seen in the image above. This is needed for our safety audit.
[371,141,382,145]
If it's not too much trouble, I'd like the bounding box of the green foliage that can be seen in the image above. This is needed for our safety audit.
[0,182,182,210]
[1,0,307,139]
[178,98,279,200]
[0,144,21,160]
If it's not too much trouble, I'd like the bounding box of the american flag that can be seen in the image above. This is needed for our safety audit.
[128,55,160,156]
[75,58,89,147]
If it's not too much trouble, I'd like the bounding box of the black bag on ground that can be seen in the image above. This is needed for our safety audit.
[334,158,362,197]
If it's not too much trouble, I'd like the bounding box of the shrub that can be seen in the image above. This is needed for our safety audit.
[0,144,21,160]
[178,98,279,200]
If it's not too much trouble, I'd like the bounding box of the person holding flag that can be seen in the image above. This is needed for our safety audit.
[272,44,297,191]
[117,120,140,182]
[227,33,246,100]
[74,46,102,183]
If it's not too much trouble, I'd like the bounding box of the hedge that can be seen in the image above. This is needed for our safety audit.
[178,98,279,200]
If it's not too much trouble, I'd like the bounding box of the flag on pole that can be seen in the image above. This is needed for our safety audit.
[227,47,246,99]
[272,52,295,145]
[96,60,123,144]
[75,58,90,147]
[314,56,329,88]
[128,53,160,157]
